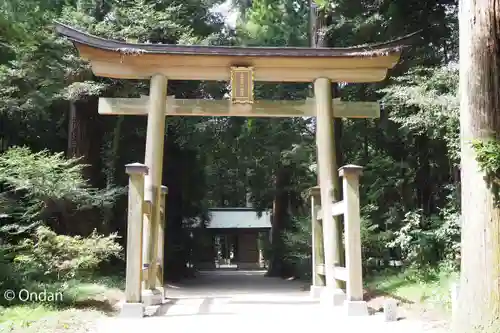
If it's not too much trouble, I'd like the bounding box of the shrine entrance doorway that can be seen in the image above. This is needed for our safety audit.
[194,208,271,270]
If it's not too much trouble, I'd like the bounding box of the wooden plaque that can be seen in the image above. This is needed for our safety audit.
[231,66,254,104]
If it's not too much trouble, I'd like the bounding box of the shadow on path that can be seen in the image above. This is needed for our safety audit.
[165,270,308,298]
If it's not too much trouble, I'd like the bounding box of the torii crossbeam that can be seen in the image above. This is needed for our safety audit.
[99,96,380,118]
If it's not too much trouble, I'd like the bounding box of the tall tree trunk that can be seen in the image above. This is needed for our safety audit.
[102,116,124,231]
[66,97,102,235]
[164,130,184,281]
[363,119,369,164]
[67,98,101,186]
[266,164,291,277]
[454,1,500,332]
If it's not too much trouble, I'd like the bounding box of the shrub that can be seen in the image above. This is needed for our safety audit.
[13,226,122,281]
[388,206,460,269]
[360,218,393,272]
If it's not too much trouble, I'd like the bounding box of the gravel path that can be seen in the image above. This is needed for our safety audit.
[95,270,450,333]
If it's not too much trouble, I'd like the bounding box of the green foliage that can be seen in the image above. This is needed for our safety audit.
[388,205,460,269]
[283,216,311,261]
[239,0,309,46]
[472,139,500,203]
[0,147,117,205]
[0,226,122,311]
[282,216,312,278]
[472,139,500,176]
[13,226,122,281]
[366,265,458,312]
[0,247,20,292]
[0,303,108,333]
[0,147,123,232]
[360,216,393,270]
[0,275,124,331]
[381,66,460,164]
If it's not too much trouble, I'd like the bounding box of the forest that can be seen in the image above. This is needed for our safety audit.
[0,0,494,332]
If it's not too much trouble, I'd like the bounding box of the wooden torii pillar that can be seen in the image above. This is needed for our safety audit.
[140,74,167,306]
[54,22,410,318]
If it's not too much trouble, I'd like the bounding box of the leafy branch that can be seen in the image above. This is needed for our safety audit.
[472,139,500,204]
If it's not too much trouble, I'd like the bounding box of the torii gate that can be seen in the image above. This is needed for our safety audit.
[55,22,408,318]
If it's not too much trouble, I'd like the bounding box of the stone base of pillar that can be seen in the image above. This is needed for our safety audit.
[320,287,345,306]
[142,289,163,306]
[344,300,369,316]
[236,262,261,270]
[309,285,325,299]
[119,302,144,318]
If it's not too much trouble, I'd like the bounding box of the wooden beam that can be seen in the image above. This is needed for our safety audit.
[311,194,326,287]
[78,43,400,69]
[98,96,380,118]
[76,40,399,83]
[331,201,344,216]
[90,59,391,83]
[317,202,345,220]
[333,266,348,282]
[316,264,325,275]
[315,264,348,282]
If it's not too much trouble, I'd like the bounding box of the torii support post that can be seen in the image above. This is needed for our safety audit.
[310,186,325,298]
[311,164,367,315]
[156,185,168,298]
[121,163,148,318]
[339,165,368,316]
[314,77,345,306]
[142,74,168,306]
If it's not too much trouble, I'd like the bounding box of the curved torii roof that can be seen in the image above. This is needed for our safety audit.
[55,22,415,82]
